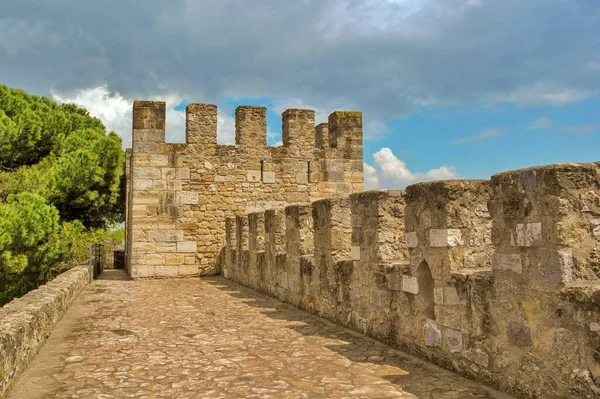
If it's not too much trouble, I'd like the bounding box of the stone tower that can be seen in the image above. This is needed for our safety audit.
[125,101,364,278]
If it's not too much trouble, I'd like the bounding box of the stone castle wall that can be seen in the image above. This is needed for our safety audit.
[125,101,363,278]
[0,266,89,396]
[223,162,600,398]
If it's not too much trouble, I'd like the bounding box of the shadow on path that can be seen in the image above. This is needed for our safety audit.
[96,269,131,281]
[204,277,511,399]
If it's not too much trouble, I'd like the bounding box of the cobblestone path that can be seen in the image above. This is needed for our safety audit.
[9,270,512,398]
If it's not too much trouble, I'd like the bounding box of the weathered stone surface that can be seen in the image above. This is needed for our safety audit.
[444,286,467,307]
[445,328,463,353]
[177,241,197,253]
[464,348,489,368]
[351,245,361,260]
[516,222,542,247]
[424,322,442,347]
[247,170,261,182]
[7,273,509,399]
[262,171,276,184]
[592,219,600,238]
[430,229,463,247]
[492,253,522,274]
[176,191,199,205]
[402,275,419,294]
[0,266,89,397]
[405,232,418,248]
[507,322,532,347]
[126,102,364,278]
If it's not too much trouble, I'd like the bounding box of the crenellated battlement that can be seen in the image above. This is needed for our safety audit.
[222,161,600,398]
[125,96,599,398]
[126,99,364,279]
[132,100,363,161]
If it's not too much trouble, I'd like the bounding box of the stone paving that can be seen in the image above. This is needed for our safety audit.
[8,270,512,398]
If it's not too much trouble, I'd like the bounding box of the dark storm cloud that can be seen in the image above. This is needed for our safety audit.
[1,0,599,123]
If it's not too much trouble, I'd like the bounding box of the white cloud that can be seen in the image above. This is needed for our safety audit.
[364,119,390,141]
[450,127,504,145]
[52,86,236,147]
[527,115,551,130]
[0,18,61,57]
[560,124,600,134]
[363,162,380,189]
[217,109,235,145]
[489,81,592,107]
[51,86,134,145]
[365,147,458,189]
[4,0,600,136]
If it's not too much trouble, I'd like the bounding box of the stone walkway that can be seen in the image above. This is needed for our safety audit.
[8,270,512,398]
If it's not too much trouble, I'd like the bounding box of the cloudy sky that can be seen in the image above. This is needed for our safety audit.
[2,0,599,188]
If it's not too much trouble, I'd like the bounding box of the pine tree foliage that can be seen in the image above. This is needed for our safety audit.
[0,84,125,304]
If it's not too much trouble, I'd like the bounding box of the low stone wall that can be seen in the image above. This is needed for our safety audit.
[222,162,600,399]
[0,266,89,396]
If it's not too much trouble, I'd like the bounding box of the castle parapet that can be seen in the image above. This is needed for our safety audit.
[328,111,363,160]
[132,101,166,152]
[282,109,316,154]
[221,161,600,398]
[235,106,267,150]
[186,103,217,149]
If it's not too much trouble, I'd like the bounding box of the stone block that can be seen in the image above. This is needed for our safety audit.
[430,229,463,247]
[178,265,198,276]
[247,170,261,183]
[153,180,167,190]
[132,205,148,217]
[147,229,184,242]
[405,232,418,248]
[162,168,176,179]
[516,222,542,247]
[420,209,432,229]
[262,171,276,184]
[591,219,600,238]
[296,172,308,184]
[445,328,463,353]
[184,256,196,265]
[558,251,574,283]
[146,253,166,265]
[387,272,401,291]
[492,253,522,274]
[149,155,169,167]
[176,168,190,180]
[165,254,185,265]
[154,266,178,277]
[464,348,489,368]
[351,246,361,260]
[134,167,161,179]
[507,322,532,347]
[437,306,462,330]
[424,322,441,347]
[177,191,199,205]
[133,266,155,278]
[434,288,444,305]
[177,241,197,253]
[443,286,467,307]
[133,179,153,191]
[474,204,491,218]
[402,275,419,295]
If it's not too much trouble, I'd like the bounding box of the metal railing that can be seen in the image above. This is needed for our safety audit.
[88,243,105,281]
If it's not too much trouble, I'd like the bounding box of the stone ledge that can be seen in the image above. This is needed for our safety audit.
[0,265,89,396]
